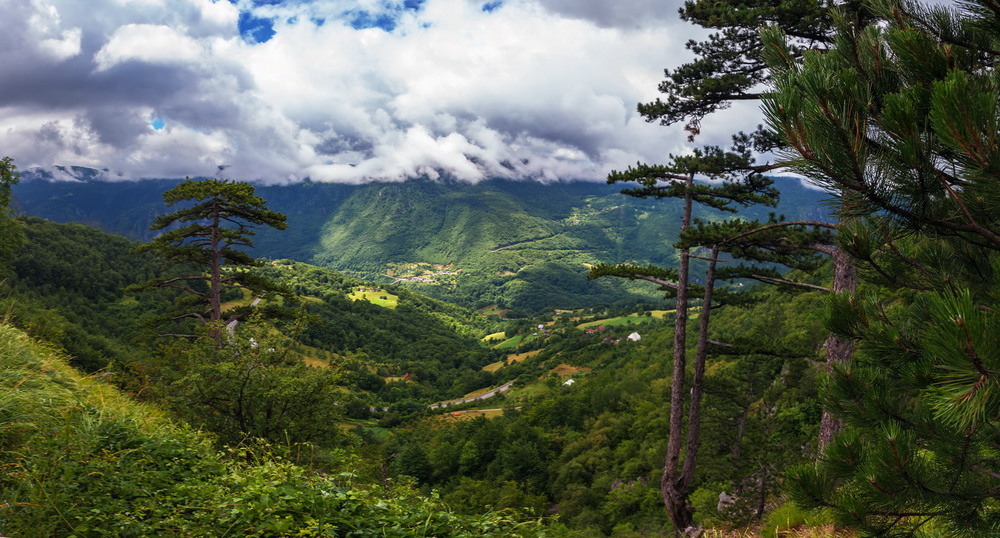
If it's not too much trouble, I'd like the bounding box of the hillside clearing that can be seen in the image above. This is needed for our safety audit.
[347,287,398,308]
[482,349,542,372]
[552,363,591,376]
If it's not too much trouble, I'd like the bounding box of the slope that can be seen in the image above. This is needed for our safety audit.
[12,169,832,313]
[0,323,543,536]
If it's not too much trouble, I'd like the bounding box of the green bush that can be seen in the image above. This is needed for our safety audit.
[760,501,834,538]
[0,324,554,537]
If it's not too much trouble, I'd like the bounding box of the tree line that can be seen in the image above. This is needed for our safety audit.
[2,0,1000,534]
[585,0,1000,535]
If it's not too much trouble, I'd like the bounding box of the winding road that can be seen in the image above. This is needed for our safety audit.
[428,381,515,410]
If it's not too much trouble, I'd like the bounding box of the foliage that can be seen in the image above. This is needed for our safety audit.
[0,323,552,537]
[2,218,169,372]
[255,260,503,403]
[0,156,24,273]
[131,178,290,342]
[384,284,827,535]
[594,89,789,536]
[156,318,348,447]
[763,0,1000,533]
[641,0,834,139]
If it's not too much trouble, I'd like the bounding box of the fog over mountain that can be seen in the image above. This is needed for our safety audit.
[0,0,764,184]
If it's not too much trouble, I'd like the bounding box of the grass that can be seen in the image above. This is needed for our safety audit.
[220,288,255,312]
[757,502,844,538]
[704,527,845,538]
[460,384,499,399]
[482,331,507,342]
[505,380,551,400]
[0,324,220,535]
[551,363,591,376]
[0,324,536,536]
[291,343,341,368]
[494,334,526,349]
[477,305,510,317]
[482,349,542,373]
[347,287,399,309]
[426,408,509,425]
[577,314,662,329]
[442,409,506,420]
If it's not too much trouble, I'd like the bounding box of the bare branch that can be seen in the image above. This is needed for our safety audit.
[748,274,831,292]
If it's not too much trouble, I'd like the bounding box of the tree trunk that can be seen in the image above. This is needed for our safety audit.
[818,247,857,451]
[209,197,223,345]
[680,246,719,491]
[662,173,696,536]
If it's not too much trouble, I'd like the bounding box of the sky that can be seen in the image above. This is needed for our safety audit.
[0,0,755,184]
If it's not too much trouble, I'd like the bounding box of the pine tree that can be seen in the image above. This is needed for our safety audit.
[591,143,784,533]
[132,178,289,345]
[0,157,24,272]
[763,0,1000,532]
[593,1,853,532]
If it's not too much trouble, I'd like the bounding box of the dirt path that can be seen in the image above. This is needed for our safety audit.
[428,381,514,410]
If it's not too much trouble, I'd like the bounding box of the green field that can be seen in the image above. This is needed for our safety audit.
[577,314,664,329]
[482,331,507,342]
[347,287,399,308]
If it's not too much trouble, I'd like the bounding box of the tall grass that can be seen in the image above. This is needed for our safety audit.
[0,324,548,536]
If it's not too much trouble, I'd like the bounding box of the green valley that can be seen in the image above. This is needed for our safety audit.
[12,174,829,314]
[5,1,998,536]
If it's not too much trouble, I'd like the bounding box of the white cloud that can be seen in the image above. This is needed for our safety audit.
[94,24,204,71]
[0,0,729,183]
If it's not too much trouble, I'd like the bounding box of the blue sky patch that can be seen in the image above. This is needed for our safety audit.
[345,1,426,32]
[238,11,276,43]
[348,10,398,31]
[150,118,165,131]
[482,1,502,13]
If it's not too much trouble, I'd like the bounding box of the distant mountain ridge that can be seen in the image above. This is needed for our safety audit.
[12,167,832,313]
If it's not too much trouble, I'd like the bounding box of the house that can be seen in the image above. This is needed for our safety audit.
[563,379,575,386]
[627,332,641,342]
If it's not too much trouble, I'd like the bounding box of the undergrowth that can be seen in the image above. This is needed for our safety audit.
[0,324,551,536]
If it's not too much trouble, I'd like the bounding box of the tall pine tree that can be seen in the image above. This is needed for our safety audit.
[132,179,289,345]
[0,157,24,273]
[763,0,1000,532]
[593,0,852,532]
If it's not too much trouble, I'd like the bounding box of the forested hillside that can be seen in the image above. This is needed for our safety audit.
[0,215,836,536]
[12,174,829,314]
[0,323,544,537]
[4,0,1000,536]
[2,219,503,407]
[382,281,830,534]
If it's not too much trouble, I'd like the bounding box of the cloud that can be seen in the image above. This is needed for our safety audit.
[94,24,205,71]
[0,0,735,183]
[534,0,677,29]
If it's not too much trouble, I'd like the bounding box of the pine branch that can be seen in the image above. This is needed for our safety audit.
[747,274,830,292]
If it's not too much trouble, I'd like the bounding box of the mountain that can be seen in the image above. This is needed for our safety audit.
[12,168,832,313]
[2,172,835,537]
[3,217,508,403]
